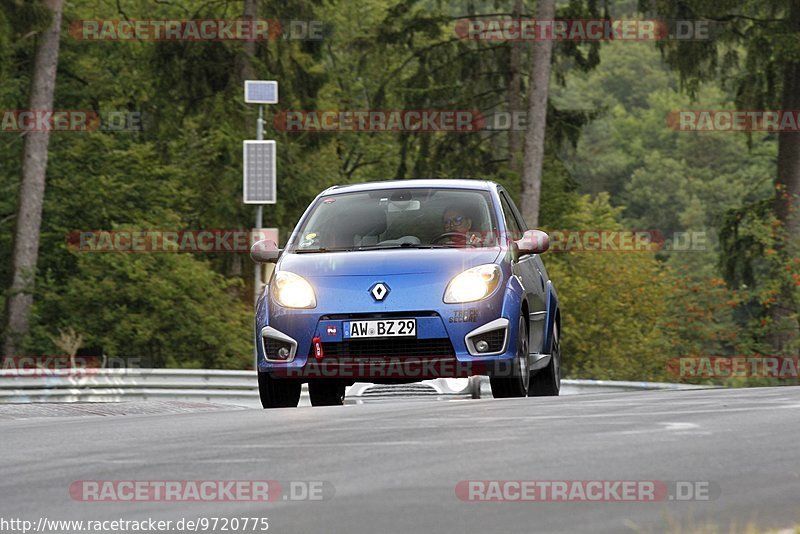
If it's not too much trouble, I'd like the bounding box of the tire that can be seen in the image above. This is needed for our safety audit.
[529,321,561,397]
[490,315,529,398]
[308,380,346,406]
[258,372,301,408]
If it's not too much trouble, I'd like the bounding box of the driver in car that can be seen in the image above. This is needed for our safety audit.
[441,207,483,246]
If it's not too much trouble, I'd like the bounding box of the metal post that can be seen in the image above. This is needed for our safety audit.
[254,206,263,304]
[245,82,279,371]
[254,105,264,307]
[254,106,264,368]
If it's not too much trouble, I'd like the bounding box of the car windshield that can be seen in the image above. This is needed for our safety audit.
[286,187,499,253]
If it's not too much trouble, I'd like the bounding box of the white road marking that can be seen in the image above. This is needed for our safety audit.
[421,403,798,422]
[661,422,700,431]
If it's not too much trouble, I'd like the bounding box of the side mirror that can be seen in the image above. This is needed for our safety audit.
[515,229,549,256]
[251,239,281,263]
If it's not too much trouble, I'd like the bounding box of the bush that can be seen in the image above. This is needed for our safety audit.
[544,194,673,381]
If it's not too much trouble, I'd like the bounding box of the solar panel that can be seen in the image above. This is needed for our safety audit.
[243,141,276,204]
[244,81,278,104]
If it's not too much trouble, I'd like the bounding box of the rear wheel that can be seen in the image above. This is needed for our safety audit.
[308,380,346,406]
[529,321,561,396]
[258,372,301,408]
[490,315,529,398]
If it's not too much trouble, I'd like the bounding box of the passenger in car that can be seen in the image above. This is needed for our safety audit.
[441,207,482,246]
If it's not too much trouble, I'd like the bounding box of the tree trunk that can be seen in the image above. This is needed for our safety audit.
[3,0,64,357]
[508,0,523,178]
[237,0,259,82]
[771,0,800,353]
[521,0,554,228]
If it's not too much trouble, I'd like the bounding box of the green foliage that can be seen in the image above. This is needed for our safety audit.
[662,274,745,359]
[718,198,800,355]
[639,0,800,354]
[544,194,673,381]
[31,251,251,369]
[550,35,793,374]
[639,0,800,105]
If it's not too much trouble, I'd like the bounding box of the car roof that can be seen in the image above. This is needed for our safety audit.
[320,179,497,195]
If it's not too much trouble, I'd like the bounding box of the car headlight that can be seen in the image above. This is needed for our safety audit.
[272,271,317,309]
[444,264,501,303]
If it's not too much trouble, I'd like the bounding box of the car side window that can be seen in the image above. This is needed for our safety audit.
[498,191,523,241]
[501,191,529,231]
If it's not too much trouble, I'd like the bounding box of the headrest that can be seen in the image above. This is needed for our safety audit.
[324,204,387,248]
[341,205,387,235]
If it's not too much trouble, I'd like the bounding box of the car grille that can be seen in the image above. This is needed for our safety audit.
[300,338,484,380]
[310,338,455,359]
[319,311,439,320]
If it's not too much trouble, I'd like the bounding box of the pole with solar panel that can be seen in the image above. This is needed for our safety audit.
[243,80,279,304]
[244,81,279,368]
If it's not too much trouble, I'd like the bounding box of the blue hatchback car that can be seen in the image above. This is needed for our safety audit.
[251,179,561,407]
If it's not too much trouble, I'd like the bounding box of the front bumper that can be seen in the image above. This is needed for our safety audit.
[257,308,519,381]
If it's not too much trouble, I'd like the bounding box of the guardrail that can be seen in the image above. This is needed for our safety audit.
[0,369,711,405]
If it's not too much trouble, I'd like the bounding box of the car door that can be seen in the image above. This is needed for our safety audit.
[498,189,547,354]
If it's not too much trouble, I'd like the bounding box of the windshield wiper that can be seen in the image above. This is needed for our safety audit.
[355,243,430,250]
[355,243,470,250]
[294,247,354,254]
[295,243,473,253]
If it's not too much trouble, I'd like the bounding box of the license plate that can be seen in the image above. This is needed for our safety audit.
[348,319,416,338]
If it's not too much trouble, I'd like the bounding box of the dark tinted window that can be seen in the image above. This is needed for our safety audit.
[498,191,523,241]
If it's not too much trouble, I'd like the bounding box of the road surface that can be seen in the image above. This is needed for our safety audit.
[1,386,799,533]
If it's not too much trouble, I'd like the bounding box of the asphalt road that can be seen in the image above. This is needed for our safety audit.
[2,387,800,534]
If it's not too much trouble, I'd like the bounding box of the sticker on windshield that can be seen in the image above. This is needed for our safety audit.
[299,233,318,248]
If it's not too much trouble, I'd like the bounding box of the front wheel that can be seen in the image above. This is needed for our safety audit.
[308,380,346,406]
[258,372,301,408]
[529,321,561,396]
[490,315,529,398]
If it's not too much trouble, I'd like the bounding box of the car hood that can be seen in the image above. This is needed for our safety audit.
[278,247,503,279]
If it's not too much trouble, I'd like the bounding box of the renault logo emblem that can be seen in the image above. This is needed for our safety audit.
[369,282,390,301]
